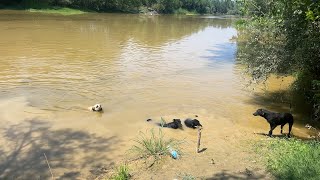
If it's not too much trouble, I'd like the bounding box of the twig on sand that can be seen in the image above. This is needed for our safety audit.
[43,153,54,179]
[197,126,203,153]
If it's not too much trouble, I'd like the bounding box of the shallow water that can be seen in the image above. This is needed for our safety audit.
[0,10,313,179]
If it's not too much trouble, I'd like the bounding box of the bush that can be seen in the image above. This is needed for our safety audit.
[235,0,320,121]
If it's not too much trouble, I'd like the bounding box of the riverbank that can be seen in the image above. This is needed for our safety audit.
[0,6,207,16]
[0,5,87,15]
[97,124,274,180]
[103,135,320,180]
[0,6,220,16]
[28,7,86,15]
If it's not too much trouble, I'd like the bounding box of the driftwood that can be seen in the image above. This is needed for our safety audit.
[196,126,203,153]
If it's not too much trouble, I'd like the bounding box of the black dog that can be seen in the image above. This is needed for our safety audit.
[147,118,182,129]
[184,118,202,129]
[159,119,182,129]
[253,109,294,137]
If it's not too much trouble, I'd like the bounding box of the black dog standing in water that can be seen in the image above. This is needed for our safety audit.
[184,118,202,129]
[253,109,294,137]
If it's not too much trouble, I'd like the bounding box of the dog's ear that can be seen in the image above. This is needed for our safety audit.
[260,109,265,116]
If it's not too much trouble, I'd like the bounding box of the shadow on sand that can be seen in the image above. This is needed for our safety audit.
[254,132,312,140]
[206,169,266,180]
[0,119,118,179]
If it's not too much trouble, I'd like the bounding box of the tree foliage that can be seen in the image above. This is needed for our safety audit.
[0,0,239,14]
[236,0,320,120]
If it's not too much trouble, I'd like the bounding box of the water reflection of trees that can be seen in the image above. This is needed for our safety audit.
[89,15,234,46]
[0,12,232,55]
[61,14,234,47]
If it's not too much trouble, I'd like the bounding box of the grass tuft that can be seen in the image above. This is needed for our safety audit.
[255,138,320,180]
[130,128,181,161]
[111,164,130,180]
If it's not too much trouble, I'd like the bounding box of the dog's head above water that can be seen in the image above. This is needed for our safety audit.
[89,104,103,112]
[253,109,266,116]
[173,119,181,124]
[192,119,202,127]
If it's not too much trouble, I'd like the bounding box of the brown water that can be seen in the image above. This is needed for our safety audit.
[0,10,313,179]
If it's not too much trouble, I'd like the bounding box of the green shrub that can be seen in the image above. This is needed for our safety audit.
[256,138,320,180]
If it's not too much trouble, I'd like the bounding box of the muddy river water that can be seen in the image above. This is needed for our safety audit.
[0,10,313,179]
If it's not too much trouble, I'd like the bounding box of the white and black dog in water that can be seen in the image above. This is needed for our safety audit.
[88,104,103,112]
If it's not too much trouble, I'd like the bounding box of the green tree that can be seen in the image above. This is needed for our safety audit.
[236,0,320,120]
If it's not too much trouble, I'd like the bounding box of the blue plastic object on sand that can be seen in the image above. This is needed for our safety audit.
[170,150,178,159]
[168,145,178,159]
